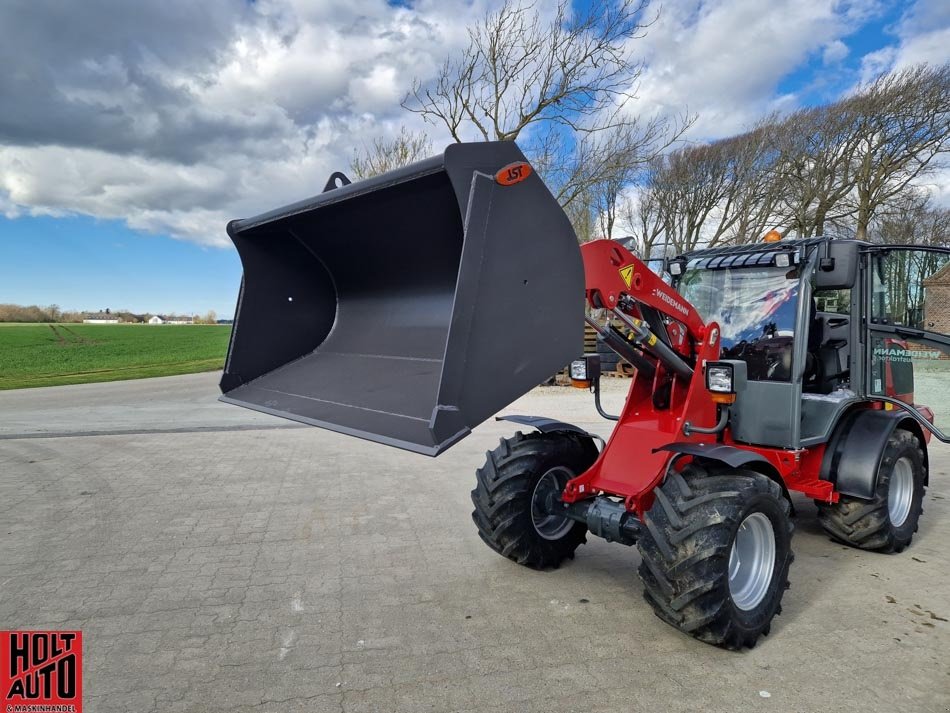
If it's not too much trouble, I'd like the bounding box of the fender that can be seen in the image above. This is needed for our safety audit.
[654,442,773,470]
[822,408,929,499]
[653,442,793,513]
[495,415,599,441]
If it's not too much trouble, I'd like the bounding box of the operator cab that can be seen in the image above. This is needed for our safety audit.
[677,260,801,383]
[671,239,859,449]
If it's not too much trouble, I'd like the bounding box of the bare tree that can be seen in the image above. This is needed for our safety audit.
[720,126,784,244]
[563,186,599,243]
[871,190,950,247]
[869,192,950,325]
[588,111,692,238]
[402,0,691,237]
[0,304,62,322]
[618,177,665,259]
[771,104,862,237]
[534,108,691,239]
[697,124,785,245]
[350,127,432,180]
[405,0,651,142]
[623,62,950,250]
[625,120,802,251]
[766,64,950,240]
[644,141,743,253]
[847,64,950,240]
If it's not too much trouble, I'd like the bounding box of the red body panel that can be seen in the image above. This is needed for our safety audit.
[573,240,839,510]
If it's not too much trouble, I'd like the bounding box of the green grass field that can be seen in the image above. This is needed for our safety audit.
[0,323,232,390]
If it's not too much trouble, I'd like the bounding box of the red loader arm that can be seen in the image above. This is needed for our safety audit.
[567,239,727,513]
[580,239,706,340]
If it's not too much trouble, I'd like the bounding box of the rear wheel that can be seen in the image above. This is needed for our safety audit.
[637,464,794,650]
[471,431,598,569]
[817,429,925,553]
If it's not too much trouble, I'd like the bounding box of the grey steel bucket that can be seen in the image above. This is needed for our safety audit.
[219,141,583,455]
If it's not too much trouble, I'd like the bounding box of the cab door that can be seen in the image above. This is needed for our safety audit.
[864,245,950,442]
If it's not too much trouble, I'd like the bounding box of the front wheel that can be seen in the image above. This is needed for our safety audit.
[637,465,794,650]
[471,431,599,570]
[817,429,926,553]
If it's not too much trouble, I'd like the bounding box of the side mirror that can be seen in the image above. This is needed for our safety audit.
[814,240,858,290]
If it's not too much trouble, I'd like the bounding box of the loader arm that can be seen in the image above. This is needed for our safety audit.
[580,240,706,369]
[561,239,728,513]
[580,240,705,338]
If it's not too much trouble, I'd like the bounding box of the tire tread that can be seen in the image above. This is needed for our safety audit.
[471,431,597,570]
[817,429,925,554]
[637,465,793,650]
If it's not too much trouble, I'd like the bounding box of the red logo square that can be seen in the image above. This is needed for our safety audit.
[1,631,82,713]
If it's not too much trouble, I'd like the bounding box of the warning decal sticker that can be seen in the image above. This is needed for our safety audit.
[619,265,634,289]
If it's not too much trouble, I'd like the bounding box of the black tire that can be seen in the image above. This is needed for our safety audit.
[817,429,926,553]
[471,431,598,570]
[637,464,794,650]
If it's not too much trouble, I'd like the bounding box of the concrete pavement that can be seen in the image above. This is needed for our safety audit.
[0,371,291,438]
[0,373,948,712]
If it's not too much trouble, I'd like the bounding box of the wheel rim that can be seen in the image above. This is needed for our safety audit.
[888,457,914,528]
[728,512,776,611]
[531,467,574,540]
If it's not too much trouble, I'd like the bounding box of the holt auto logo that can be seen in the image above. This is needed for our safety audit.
[1,631,82,713]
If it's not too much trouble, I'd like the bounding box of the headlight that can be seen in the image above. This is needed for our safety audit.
[706,364,734,393]
[569,355,601,388]
[570,359,588,380]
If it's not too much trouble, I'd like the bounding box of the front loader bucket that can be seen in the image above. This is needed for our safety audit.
[220,141,583,455]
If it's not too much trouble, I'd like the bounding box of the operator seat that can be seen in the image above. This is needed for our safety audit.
[802,299,823,389]
[804,300,851,394]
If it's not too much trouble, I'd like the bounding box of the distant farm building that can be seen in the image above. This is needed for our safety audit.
[83,318,119,324]
[148,315,195,325]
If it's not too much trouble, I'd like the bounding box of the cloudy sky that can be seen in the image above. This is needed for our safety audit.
[0,0,947,316]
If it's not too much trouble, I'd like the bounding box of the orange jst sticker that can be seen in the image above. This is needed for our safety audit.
[495,161,533,186]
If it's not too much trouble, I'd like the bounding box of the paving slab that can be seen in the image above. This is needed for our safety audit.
[0,372,948,712]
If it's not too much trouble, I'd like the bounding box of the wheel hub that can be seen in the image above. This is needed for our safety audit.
[531,467,575,540]
[888,456,914,528]
[728,512,776,611]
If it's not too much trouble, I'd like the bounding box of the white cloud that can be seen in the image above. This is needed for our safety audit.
[0,0,943,248]
[823,39,850,65]
[920,166,950,209]
[0,0,481,246]
[859,0,950,81]
[627,0,888,139]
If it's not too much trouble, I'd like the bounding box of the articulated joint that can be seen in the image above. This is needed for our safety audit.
[551,496,640,546]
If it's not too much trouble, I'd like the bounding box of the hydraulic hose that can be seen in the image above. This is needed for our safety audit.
[593,377,619,421]
[584,316,656,379]
[683,407,730,436]
[610,308,694,381]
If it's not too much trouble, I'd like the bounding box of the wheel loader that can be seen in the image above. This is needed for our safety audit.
[219,141,950,649]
